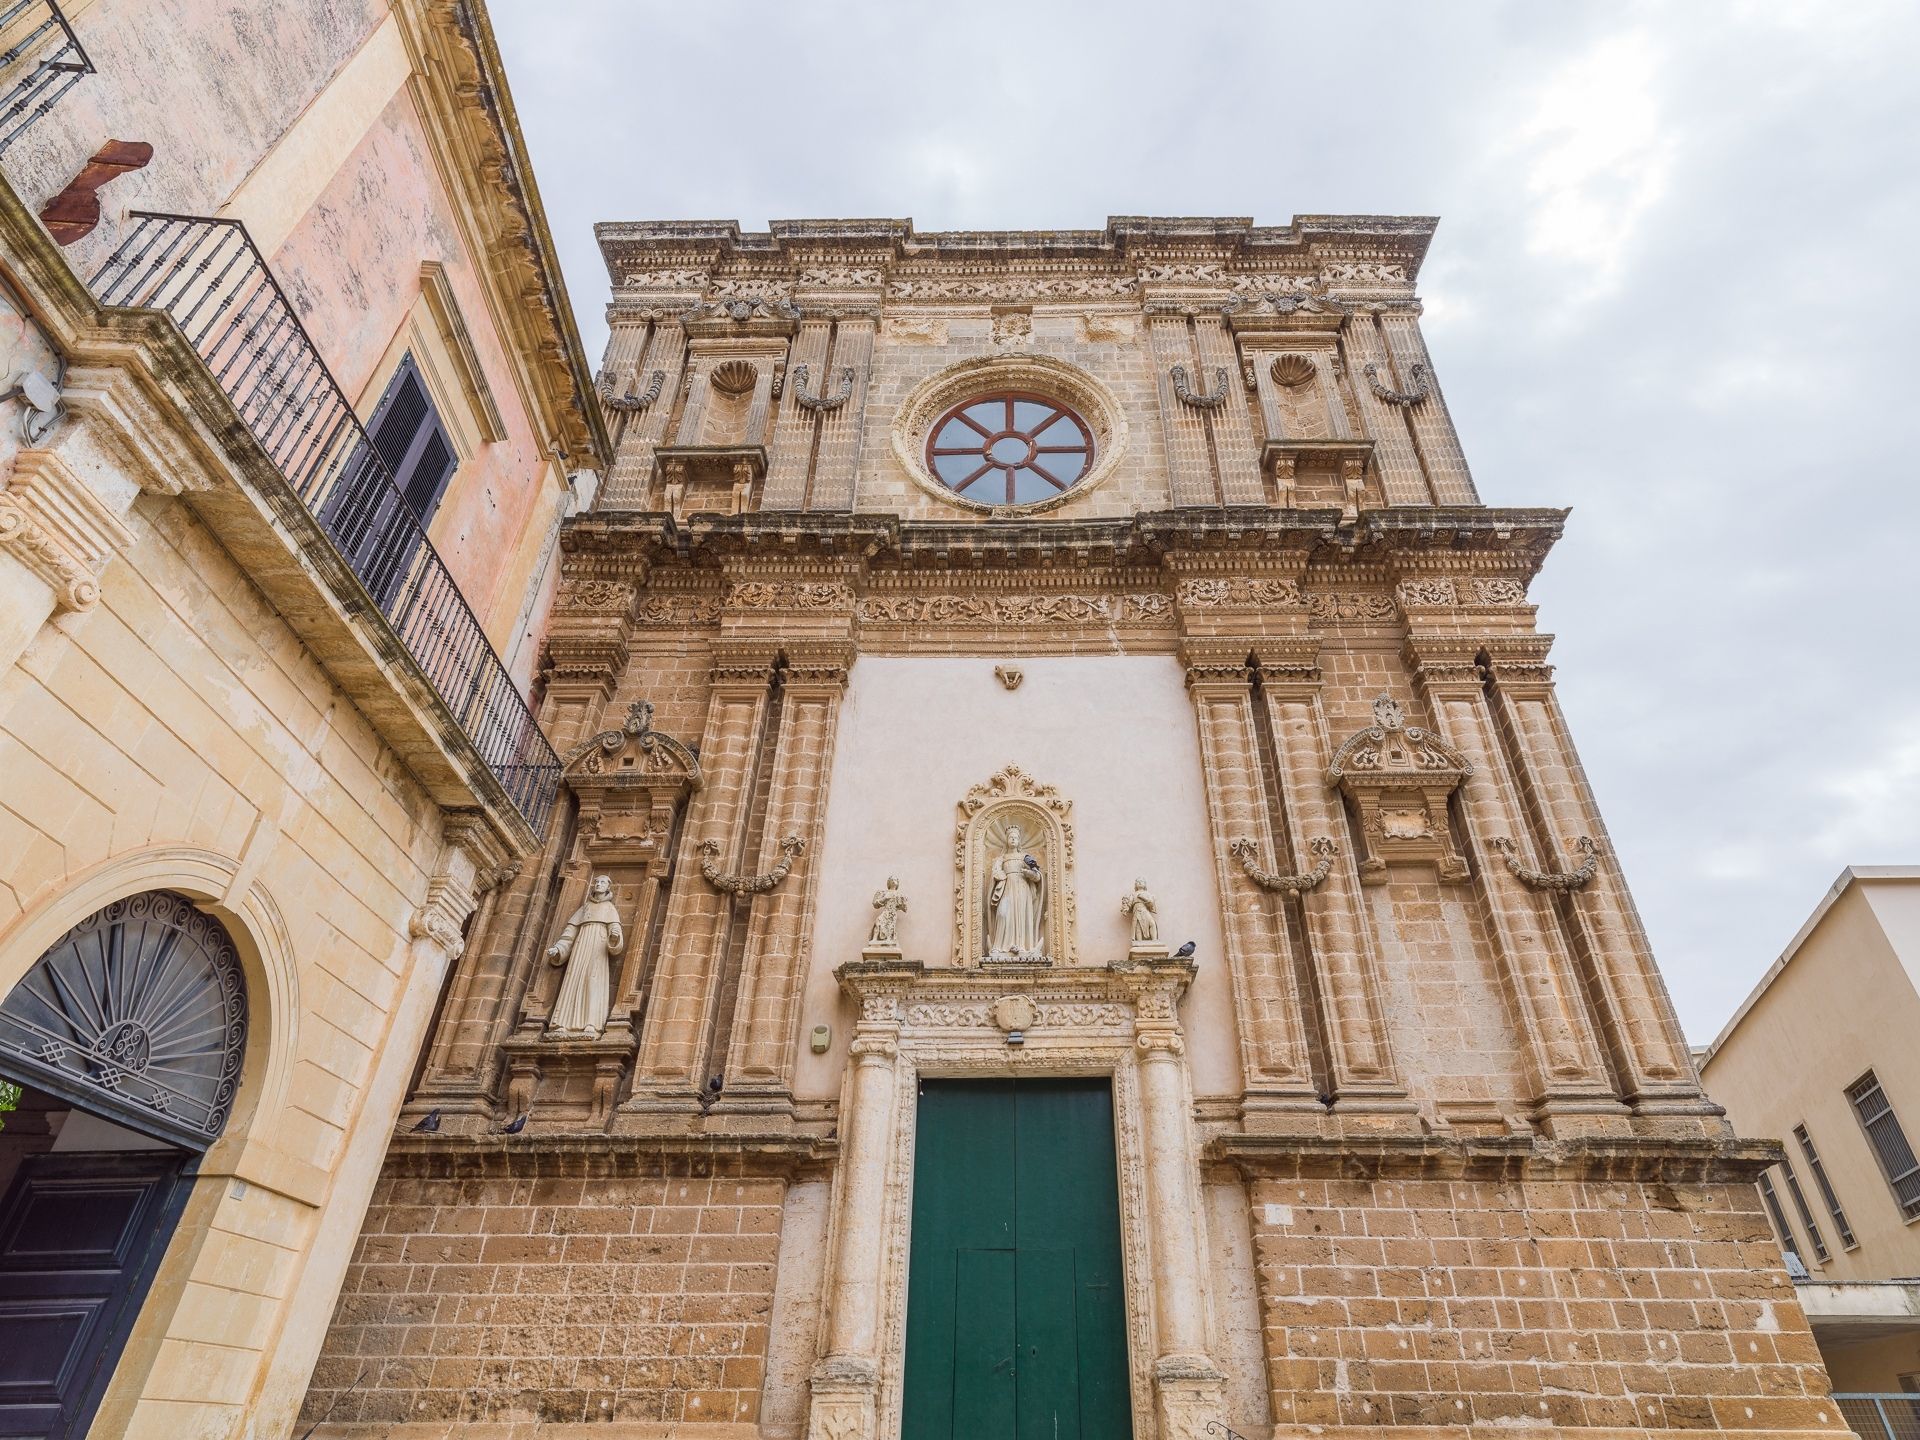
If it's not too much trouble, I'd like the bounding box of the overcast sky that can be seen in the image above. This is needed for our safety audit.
[491,1,1920,1042]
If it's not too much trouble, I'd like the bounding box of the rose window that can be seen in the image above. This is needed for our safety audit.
[925,392,1095,506]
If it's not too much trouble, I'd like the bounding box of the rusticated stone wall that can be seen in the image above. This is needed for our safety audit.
[303,1150,791,1429]
[1250,1173,1835,1432]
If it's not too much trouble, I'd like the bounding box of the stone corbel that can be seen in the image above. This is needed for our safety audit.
[0,449,135,611]
[1490,835,1599,892]
[1170,363,1230,409]
[790,362,854,413]
[1362,360,1431,406]
[698,834,804,896]
[1228,835,1337,893]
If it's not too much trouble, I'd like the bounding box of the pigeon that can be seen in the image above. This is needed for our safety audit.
[1173,940,1197,959]
[501,1113,528,1134]
[699,1074,724,1112]
[410,1109,441,1133]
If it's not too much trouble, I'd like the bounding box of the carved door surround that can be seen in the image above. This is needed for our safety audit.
[811,956,1225,1440]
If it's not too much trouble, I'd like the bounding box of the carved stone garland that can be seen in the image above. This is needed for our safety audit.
[1170,363,1231,410]
[1490,834,1599,892]
[697,834,804,895]
[1229,835,1337,893]
[1327,695,1472,884]
[1362,360,1431,406]
[791,362,855,413]
[598,369,665,412]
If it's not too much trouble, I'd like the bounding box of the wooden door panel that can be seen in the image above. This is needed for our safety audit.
[952,1249,1016,1436]
[1015,1246,1080,1440]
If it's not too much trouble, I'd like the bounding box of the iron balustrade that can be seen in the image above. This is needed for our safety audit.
[92,211,560,831]
[1837,1395,1920,1440]
[0,0,90,155]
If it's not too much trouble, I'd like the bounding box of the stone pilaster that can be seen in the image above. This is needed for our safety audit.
[1256,653,1416,1120]
[624,656,770,1110]
[723,647,851,1116]
[1183,644,1321,1120]
[1147,313,1226,506]
[1377,308,1477,504]
[1192,312,1264,503]
[806,989,903,1440]
[600,312,688,508]
[1405,636,1627,1130]
[761,316,832,508]
[805,314,875,510]
[1481,640,1711,1118]
[1340,310,1431,504]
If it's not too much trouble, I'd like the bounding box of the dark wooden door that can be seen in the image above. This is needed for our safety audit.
[0,1150,192,1438]
[902,1078,1130,1440]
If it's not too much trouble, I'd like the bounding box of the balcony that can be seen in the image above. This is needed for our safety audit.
[91,211,560,831]
[0,0,90,156]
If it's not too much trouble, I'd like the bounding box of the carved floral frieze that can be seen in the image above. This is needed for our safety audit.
[725,579,855,612]
[1176,577,1305,610]
[634,593,723,626]
[1306,591,1398,624]
[858,592,1170,627]
[557,578,635,612]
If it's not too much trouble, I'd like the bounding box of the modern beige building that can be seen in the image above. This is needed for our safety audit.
[1701,868,1920,1407]
[297,216,1841,1440]
[0,1,604,1436]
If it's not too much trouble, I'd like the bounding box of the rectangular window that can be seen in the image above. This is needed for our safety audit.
[1780,1156,1829,1263]
[1796,1123,1858,1249]
[319,354,459,610]
[1848,1071,1920,1221]
[1757,1168,1804,1272]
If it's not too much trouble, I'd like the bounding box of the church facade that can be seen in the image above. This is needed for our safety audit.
[303,217,1838,1440]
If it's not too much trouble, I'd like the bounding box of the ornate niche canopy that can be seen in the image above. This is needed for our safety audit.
[562,699,702,872]
[1327,695,1471,884]
[953,765,1077,967]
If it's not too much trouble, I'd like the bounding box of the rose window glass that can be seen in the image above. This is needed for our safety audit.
[926,392,1094,505]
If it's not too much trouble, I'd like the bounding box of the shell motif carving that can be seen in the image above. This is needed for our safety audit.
[1270,353,1317,389]
[708,359,758,395]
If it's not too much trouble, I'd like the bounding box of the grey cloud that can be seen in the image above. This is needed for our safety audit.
[492,0,1920,1039]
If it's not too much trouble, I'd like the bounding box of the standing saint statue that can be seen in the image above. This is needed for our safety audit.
[984,823,1047,960]
[868,876,908,948]
[1121,879,1159,944]
[545,874,624,1039]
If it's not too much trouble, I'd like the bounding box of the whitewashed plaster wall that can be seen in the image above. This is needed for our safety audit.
[794,654,1240,1100]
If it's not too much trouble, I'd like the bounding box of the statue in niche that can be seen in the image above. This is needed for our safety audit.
[1121,879,1159,944]
[545,874,624,1039]
[867,876,907,950]
[985,823,1048,961]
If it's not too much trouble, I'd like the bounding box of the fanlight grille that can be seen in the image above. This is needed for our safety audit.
[0,890,248,1148]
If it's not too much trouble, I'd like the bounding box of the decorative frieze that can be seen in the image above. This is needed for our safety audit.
[857,591,1170,627]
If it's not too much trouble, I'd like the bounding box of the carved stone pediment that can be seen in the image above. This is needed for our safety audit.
[953,765,1077,967]
[563,699,701,868]
[1327,695,1471,884]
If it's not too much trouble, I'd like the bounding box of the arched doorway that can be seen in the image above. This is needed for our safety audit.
[0,890,248,1438]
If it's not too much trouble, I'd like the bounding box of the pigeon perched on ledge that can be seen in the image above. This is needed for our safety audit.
[501,1113,528,1135]
[409,1109,441,1133]
[1174,940,1197,959]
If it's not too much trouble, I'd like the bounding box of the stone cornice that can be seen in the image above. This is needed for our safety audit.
[379,1131,838,1180]
[391,0,610,469]
[559,506,1565,579]
[1212,1131,1767,1184]
[597,214,1438,297]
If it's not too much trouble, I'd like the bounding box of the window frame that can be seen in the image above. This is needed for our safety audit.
[1756,1167,1804,1272]
[1794,1122,1858,1250]
[1779,1154,1829,1263]
[1847,1070,1920,1222]
[924,390,1096,507]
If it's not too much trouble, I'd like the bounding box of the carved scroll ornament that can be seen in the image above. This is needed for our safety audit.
[790,362,854,413]
[698,834,805,895]
[599,369,665,413]
[1170,363,1231,410]
[1229,836,1337,893]
[1489,835,1598,892]
[1362,361,1431,407]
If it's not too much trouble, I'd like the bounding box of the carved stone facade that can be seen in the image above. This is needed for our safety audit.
[304,217,1836,1440]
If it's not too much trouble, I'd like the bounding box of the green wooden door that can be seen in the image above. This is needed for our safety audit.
[902,1078,1131,1440]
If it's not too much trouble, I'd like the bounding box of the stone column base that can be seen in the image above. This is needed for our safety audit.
[805,1356,877,1440]
[1153,1356,1226,1439]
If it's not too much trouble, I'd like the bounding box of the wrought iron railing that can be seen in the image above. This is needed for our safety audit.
[1837,1394,1920,1440]
[92,211,560,831]
[0,0,90,155]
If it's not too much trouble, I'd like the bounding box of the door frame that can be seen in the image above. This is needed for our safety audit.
[841,973,1210,1440]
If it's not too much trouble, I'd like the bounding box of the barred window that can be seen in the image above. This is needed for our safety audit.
[1848,1070,1920,1221]
[1795,1123,1858,1249]
[1780,1156,1829,1263]
[1757,1168,1804,1271]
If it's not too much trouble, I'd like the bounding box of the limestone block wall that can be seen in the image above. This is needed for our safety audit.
[302,1152,789,1429]
[1249,1174,1836,1432]
[0,491,464,1438]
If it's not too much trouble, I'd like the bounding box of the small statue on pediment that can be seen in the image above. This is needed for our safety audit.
[867,876,908,953]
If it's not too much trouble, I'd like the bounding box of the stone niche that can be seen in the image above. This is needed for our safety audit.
[952,764,1077,967]
[503,699,701,1129]
[1328,694,1471,883]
